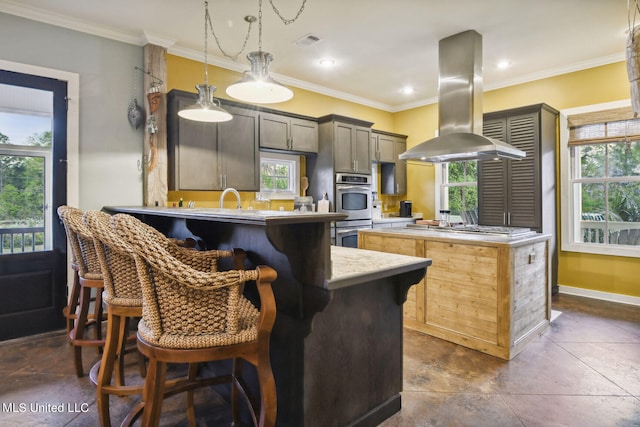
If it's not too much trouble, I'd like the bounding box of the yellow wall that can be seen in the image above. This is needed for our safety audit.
[167,54,394,128]
[393,61,638,298]
[167,53,638,298]
[166,54,396,209]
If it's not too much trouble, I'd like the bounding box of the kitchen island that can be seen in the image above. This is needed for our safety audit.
[104,206,431,427]
[359,226,551,360]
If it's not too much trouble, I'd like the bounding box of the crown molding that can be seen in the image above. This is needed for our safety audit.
[142,31,176,49]
[0,0,142,45]
[0,0,627,113]
[168,45,394,111]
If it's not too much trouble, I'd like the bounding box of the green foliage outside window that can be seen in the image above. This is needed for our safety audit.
[446,161,478,217]
[261,161,292,192]
[0,131,50,230]
[578,141,640,222]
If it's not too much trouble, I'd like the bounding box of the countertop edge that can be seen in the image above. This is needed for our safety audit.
[372,215,422,224]
[328,246,431,290]
[359,227,551,246]
[104,206,347,225]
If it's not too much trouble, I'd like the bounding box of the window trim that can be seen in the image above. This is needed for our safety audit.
[259,152,300,200]
[560,99,640,258]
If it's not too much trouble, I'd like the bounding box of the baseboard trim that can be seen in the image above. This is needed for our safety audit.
[558,285,640,307]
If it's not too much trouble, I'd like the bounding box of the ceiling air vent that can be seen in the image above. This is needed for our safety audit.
[294,33,322,48]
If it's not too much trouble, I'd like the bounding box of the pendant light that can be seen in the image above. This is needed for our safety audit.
[178,1,232,122]
[226,0,294,104]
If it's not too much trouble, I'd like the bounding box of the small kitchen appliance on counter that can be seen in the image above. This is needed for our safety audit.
[399,200,412,217]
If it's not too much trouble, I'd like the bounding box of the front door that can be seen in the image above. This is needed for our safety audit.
[0,69,68,340]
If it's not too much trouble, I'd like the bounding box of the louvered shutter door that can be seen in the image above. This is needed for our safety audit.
[478,119,508,225]
[507,112,540,228]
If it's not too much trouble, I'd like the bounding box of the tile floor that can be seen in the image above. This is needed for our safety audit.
[0,294,638,426]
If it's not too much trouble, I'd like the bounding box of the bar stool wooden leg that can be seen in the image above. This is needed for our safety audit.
[186,363,198,427]
[114,315,129,388]
[93,287,105,347]
[256,352,277,427]
[141,358,167,427]
[63,264,81,342]
[71,282,92,377]
[93,304,145,427]
[231,358,244,425]
[96,310,120,427]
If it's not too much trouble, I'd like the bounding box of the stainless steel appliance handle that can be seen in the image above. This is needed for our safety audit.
[336,185,370,192]
[336,229,360,235]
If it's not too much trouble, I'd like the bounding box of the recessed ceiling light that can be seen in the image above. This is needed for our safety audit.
[319,58,335,67]
[402,86,415,95]
[497,60,511,70]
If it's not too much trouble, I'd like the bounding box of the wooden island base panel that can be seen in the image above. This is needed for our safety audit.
[359,227,551,360]
[104,206,431,427]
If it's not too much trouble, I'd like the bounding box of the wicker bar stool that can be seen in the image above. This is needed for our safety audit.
[84,210,241,426]
[113,213,278,427]
[57,205,106,377]
[82,210,145,427]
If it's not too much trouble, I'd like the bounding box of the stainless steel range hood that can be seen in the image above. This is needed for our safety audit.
[399,30,525,163]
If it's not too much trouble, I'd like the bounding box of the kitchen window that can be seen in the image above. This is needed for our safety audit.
[439,161,478,223]
[259,152,299,200]
[561,101,640,258]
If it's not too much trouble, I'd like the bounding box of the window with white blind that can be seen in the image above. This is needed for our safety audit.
[561,102,640,257]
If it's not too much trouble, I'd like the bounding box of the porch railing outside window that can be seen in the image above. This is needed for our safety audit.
[564,105,640,256]
[0,226,45,254]
[0,145,52,254]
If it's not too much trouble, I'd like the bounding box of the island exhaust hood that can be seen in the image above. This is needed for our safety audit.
[399,30,525,163]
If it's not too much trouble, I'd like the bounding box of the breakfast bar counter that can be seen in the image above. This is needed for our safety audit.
[104,206,431,427]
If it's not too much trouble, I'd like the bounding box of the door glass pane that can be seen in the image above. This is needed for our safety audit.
[0,85,53,254]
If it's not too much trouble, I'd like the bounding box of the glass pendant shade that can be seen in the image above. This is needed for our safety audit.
[178,84,232,122]
[226,51,293,104]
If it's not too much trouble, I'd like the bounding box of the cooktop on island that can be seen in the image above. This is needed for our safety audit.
[406,223,536,237]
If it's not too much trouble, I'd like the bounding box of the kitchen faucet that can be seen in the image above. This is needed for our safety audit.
[219,188,242,209]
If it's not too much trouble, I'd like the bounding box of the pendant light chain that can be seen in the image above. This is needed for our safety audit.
[268,0,308,25]
[206,1,255,61]
[258,0,263,51]
[204,1,210,85]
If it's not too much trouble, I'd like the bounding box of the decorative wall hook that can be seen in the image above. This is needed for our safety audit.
[134,66,163,86]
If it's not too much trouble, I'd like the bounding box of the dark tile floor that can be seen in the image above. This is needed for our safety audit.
[0,294,638,426]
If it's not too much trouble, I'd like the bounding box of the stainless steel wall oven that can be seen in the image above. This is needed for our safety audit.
[335,173,372,221]
[334,173,372,247]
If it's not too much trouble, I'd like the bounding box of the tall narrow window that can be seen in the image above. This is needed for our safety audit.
[440,161,478,223]
[563,105,640,257]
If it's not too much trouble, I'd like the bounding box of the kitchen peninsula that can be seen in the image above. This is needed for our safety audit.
[104,206,431,427]
[359,226,551,360]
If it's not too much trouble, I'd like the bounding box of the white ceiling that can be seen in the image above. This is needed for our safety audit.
[0,0,630,111]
